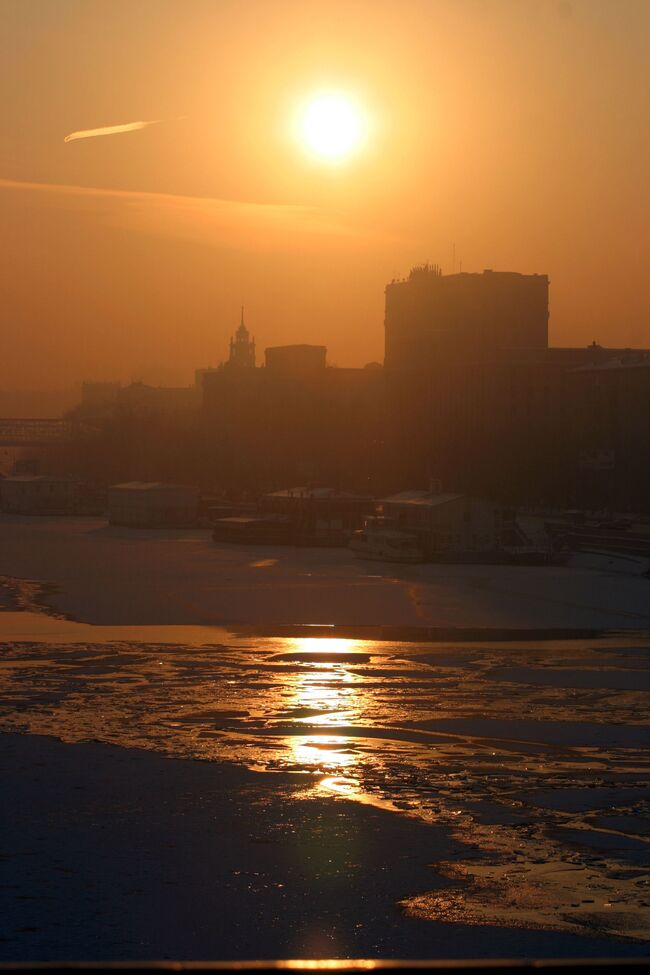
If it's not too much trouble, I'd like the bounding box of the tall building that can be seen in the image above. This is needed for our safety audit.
[383,264,650,505]
[384,266,554,496]
[227,307,256,369]
[384,265,549,370]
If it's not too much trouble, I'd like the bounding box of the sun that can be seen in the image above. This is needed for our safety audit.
[297,92,366,163]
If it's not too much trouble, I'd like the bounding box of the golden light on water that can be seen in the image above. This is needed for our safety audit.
[291,637,361,657]
[291,735,355,771]
[296,92,367,162]
[285,637,364,782]
[279,638,408,812]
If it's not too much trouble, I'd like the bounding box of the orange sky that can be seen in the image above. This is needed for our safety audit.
[1,0,649,389]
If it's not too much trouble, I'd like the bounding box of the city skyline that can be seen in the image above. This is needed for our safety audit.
[1,0,649,390]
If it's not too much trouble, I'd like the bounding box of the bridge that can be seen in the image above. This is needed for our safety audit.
[0,418,74,447]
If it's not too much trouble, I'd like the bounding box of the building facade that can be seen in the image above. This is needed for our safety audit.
[385,266,549,371]
[565,357,650,508]
[202,344,386,490]
[0,475,103,515]
[1,475,75,515]
[381,490,502,555]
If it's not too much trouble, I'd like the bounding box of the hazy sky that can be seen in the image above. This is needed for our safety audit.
[1,0,649,389]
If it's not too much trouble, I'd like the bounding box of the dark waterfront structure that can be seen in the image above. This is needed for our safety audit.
[212,486,375,545]
[0,474,104,516]
[262,485,374,531]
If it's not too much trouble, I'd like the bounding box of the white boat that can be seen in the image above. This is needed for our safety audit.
[350,525,425,563]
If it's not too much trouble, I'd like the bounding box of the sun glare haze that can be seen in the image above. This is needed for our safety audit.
[297,92,367,162]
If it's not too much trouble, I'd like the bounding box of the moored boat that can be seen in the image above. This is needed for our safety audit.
[350,524,425,563]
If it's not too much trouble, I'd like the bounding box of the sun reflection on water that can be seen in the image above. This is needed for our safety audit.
[283,638,367,787]
[286,636,368,658]
[290,736,355,770]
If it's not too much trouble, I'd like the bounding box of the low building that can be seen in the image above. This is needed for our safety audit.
[108,482,198,528]
[1,475,74,515]
[380,490,501,555]
[262,486,374,534]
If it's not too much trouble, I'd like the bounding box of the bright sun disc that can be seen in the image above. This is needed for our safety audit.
[298,93,365,161]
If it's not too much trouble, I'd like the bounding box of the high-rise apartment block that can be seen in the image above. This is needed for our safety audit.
[384,265,549,370]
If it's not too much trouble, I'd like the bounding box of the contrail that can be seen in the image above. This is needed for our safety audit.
[64,119,163,143]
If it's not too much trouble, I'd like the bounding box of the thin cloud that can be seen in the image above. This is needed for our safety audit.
[0,177,383,254]
[64,119,163,143]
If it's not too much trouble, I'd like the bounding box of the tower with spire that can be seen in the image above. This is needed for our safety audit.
[227,307,256,369]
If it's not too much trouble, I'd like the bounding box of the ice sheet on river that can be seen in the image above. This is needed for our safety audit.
[1,622,649,944]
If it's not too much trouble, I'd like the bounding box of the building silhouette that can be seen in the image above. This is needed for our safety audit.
[227,307,256,369]
[202,341,385,490]
[385,266,549,370]
[71,272,650,509]
[566,355,650,508]
[384,265,650,504]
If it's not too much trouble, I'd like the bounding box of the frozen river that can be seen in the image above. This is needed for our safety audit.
[1,607,649,945]
[1,517,649,957]
[1,514,650,629]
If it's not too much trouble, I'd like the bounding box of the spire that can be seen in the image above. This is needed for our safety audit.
[226,305,255,369]
[237,305,248,340]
